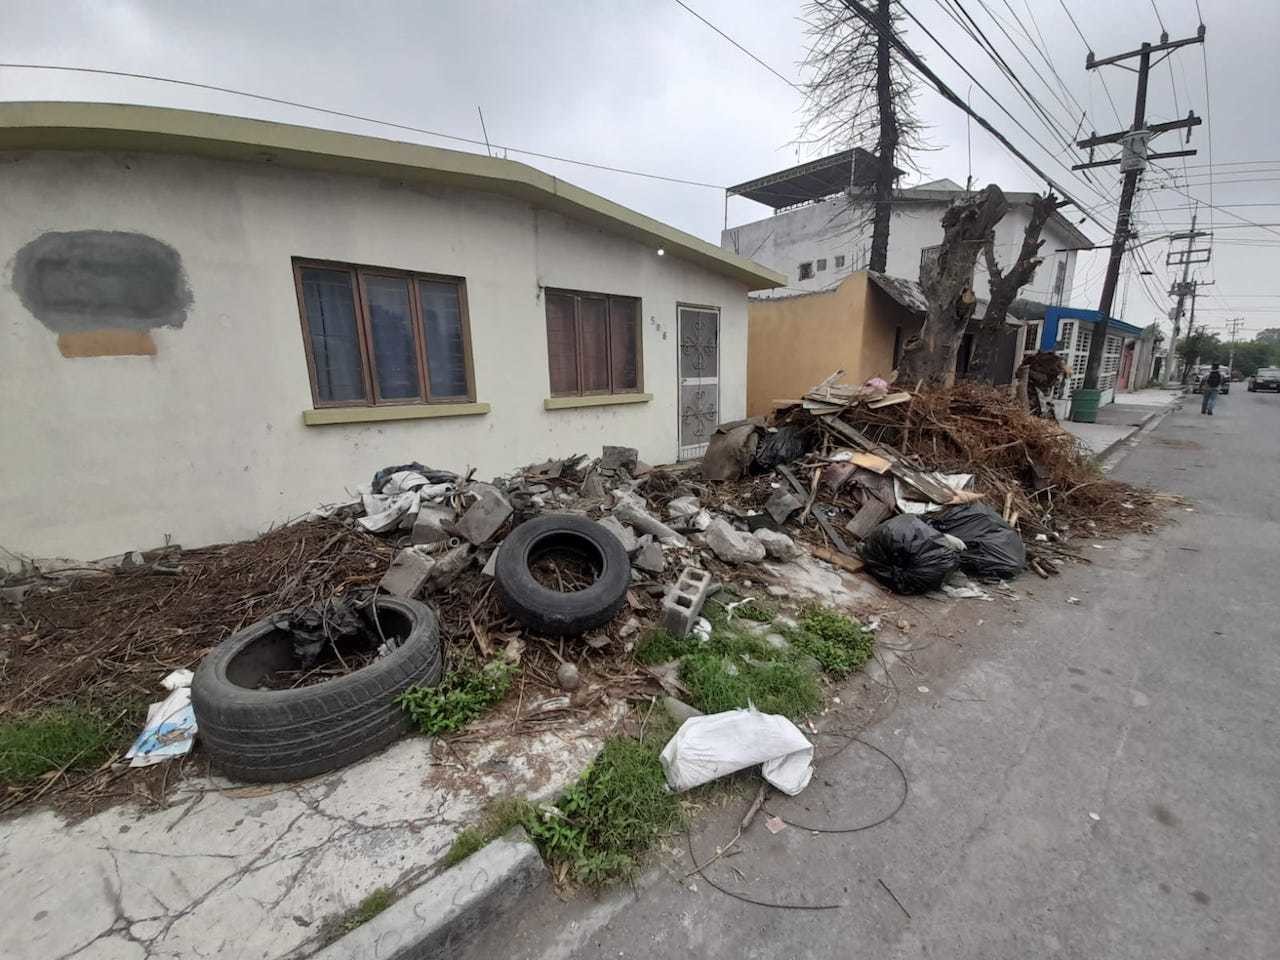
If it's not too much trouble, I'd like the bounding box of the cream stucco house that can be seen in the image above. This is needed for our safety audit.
[0,102,782,563]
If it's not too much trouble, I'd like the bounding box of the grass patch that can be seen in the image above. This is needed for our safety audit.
[398,659,516,736]
[523,736,680,885]
[320,886,395,942]
[637,600,873,720]
[634,626,690,665]
[679,652,821,718]
[784,607,876,679]
[442,797,532,868]
[0,705,123,786]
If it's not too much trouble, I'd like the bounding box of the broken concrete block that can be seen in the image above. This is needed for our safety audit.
[632,536,665,574]
[764,633,790,651]
[411,504,456,545]
[454,486,512,545]
[764,489,803,525]
[754,528,801,561]
[580,472,607,500]
[600,445,639,473]
[704,519,766,564]
[619,616,641,638]
[662,696,703,725]
[766,584,789,598]
[379,549,436,598]
[661,566,713,636]
[427,544,472,587]
[597,515,639,554]
[613,493,687,546]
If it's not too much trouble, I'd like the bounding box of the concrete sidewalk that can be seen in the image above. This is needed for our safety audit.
[0,714,621,960]
[1062,388,1183,457]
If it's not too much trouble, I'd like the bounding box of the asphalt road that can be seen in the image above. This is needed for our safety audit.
[462,388,1280,960]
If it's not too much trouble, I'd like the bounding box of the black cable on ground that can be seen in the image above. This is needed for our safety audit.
[684,735,909,909]
[764,736,909,834]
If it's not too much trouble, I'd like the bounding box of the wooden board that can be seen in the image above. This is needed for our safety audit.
[866,391,912,409]
[844,499,893,540]
[849,451,892,474]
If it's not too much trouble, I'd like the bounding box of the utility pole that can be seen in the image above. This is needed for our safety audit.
[1226,316,1245,376]
[1179,279,1200,383]
[1069,26,1205,419]
[1162,207,1211,386]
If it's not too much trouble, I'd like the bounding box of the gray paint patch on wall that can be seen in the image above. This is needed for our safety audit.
[13,230,192,333]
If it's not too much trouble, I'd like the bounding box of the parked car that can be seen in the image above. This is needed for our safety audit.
[1191,365,1230,394]
[1247,367,1280,392]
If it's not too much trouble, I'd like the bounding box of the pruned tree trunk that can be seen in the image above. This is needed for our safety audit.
[899,184,1011,386]
[968,192,1058,376]
[868,0,898,274]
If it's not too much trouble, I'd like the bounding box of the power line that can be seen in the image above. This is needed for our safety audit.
[0,61,727,189]
[670,0,806,95]
[1056,0,1124,126]
[1148,0,1167,34]
[882,1,1114,224]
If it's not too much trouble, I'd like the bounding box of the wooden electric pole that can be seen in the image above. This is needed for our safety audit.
[1162,207,1212,385]
[1070,27,1205,417]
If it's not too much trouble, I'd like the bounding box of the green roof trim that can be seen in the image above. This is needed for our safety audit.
[0,101,785,291]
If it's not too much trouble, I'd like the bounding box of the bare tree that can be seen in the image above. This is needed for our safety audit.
[800,0,925,273]
[898,185,1010,386]
[966,192,1058,375]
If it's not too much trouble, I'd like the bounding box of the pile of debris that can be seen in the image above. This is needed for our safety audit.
[695,372,1172,593]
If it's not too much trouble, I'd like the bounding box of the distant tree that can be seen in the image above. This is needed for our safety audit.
[1230,341,1278,377]
[1256,327,1280,346]
[1176,326,1223,381]
[800,0,925,273]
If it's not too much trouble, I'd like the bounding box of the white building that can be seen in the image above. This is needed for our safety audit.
[0,102,782,563]
[721,152,1091,311]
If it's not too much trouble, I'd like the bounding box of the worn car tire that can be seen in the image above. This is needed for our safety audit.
[191,597,441,783]
[495,514,630,636]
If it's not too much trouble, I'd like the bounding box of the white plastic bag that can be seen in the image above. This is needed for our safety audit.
[659,706,814,796]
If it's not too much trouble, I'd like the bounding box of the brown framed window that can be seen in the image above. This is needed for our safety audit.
[544,289,642,397]
[294,259,475,407]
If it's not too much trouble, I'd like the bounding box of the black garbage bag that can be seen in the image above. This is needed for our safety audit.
[928,503,1026,579]
[860,515,961,594]
[753,425,817,471]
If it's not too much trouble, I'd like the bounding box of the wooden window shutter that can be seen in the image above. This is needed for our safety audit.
[578,296,610,393]
[608,297,639,391]
[546,292,579,395]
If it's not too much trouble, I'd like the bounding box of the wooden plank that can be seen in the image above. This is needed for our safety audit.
[778,465,854,555]
[844,499,893,540]
[849,451,892,474]
[822,418,957,503]
[812,546,864,574]
[866,391,912,409]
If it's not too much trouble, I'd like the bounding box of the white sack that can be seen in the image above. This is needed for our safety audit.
[659,706,814,796]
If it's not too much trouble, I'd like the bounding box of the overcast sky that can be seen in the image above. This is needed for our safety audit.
[2,0,1277,339]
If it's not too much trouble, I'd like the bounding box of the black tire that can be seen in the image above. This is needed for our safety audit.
[191,597,441,783]
[495,514,630,636]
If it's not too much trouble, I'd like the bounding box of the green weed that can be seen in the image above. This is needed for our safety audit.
[441,797,534,868]
[634,627,692,665]
[320,886,395,942]
[679,652,821,718]
[522,736,679,885]
[0,705,122,786]
[784,608,876,678]
[398,660,516,736]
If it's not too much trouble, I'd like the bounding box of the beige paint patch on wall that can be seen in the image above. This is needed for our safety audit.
[57,329,157,357]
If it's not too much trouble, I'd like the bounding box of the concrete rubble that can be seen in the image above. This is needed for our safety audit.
[704,519,767,564]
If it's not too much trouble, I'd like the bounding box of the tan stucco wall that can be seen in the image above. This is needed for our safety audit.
[745,272,916,416]
[0,149,751,562]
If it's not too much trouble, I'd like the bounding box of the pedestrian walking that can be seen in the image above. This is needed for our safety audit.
[1200,363,1224,415]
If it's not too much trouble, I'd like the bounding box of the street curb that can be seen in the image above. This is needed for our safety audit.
[310,828,547,960]
[1095,401,1180,465]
